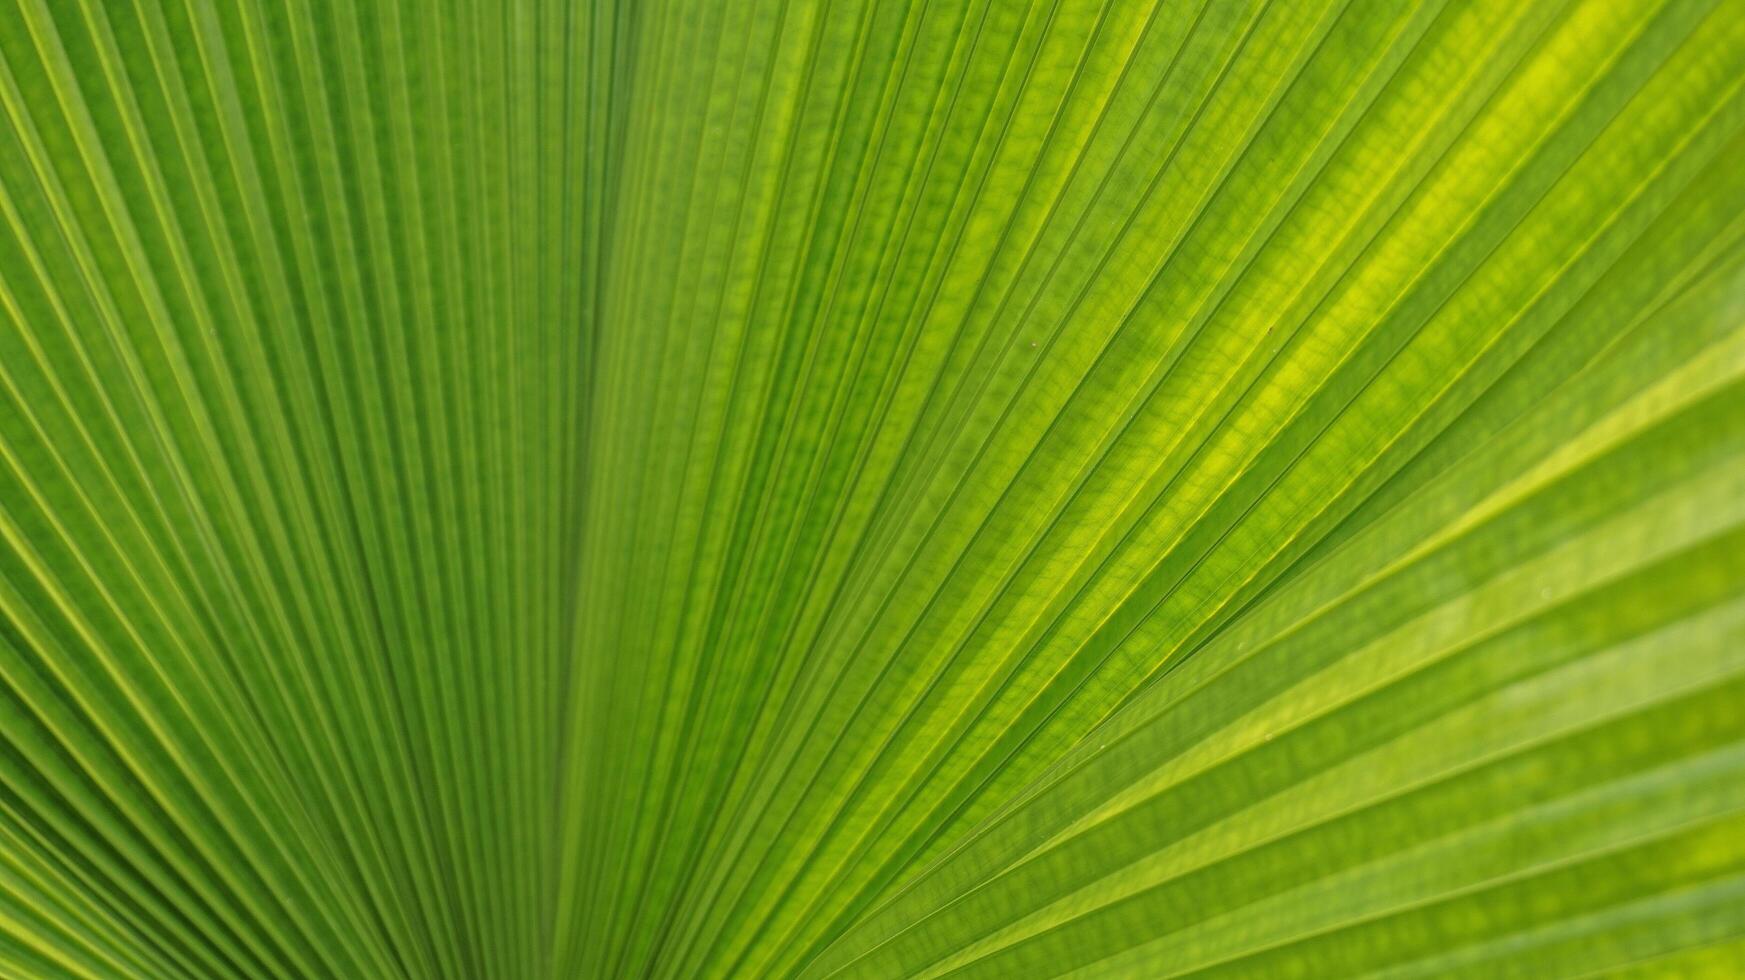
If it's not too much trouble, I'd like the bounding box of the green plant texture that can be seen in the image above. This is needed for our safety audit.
[2,0,1744,977]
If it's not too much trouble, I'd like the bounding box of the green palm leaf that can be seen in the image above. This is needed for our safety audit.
[1,0,1741,977]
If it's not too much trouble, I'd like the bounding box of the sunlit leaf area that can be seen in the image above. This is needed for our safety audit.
[1,0,1743,976]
